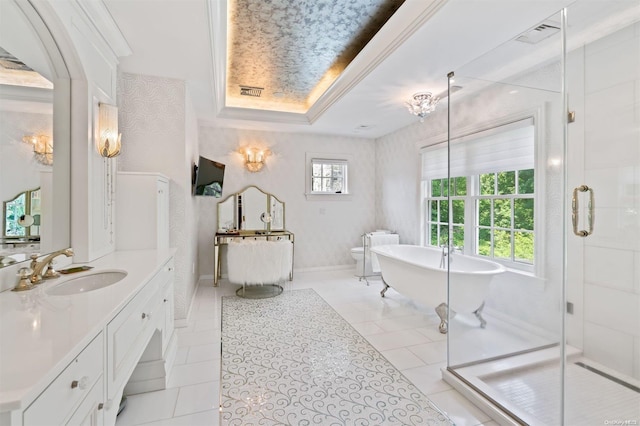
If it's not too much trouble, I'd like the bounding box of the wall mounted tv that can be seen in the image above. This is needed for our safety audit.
[192,156,225,197]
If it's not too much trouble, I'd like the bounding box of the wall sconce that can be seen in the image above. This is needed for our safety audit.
[240,147,271,172]
[97,103,122,158]
[22,134,53,165]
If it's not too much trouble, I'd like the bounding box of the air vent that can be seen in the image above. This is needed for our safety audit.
[355,124,375,131]
[240,86,264,97]
[515,22,560,44]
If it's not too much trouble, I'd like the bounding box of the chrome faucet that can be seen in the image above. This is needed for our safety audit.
[439,244,464,269]
[439,245,450,269]
[29,248,74,284]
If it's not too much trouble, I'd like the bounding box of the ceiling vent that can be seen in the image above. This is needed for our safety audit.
[515,21,560,44]
[240,86,264,97]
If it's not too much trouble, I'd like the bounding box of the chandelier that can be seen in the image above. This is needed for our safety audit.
[406,92,439,122]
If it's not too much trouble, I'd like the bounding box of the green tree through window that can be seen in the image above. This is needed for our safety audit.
[426,169,535,267]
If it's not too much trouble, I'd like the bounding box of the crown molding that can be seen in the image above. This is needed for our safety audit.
[217,106,311,125]
[74,0,132,59]
[0,85,53,113]
[206,0,227,116]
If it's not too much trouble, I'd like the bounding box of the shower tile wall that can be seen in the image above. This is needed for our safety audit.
[570,22,640,379]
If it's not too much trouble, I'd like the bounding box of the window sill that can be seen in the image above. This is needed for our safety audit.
[502,266,546,291]
[304,193,352,201]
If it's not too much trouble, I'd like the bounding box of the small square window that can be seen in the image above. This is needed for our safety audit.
[310,158,348,194]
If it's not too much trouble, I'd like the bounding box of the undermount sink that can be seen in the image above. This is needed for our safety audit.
[46,270,128,296]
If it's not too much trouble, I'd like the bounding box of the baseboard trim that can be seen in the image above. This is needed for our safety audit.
[293,264,354,273]
[175,285,198,328]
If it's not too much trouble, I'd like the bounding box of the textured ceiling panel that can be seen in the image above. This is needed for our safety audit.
[227,0,404,113]
[0,47,52,89]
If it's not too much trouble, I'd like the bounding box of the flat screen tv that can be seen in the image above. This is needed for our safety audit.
[192,156,225,197]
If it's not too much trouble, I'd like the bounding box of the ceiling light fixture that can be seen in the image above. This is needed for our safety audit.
[406,92,440,122]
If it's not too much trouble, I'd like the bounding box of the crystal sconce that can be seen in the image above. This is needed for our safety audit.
[240,147,271,172]
[22,134,53,165]
[97,103,122,158]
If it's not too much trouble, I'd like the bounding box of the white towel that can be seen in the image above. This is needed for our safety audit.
[227,240,293,285]
[369,234,399,273]
[369,233,399,247]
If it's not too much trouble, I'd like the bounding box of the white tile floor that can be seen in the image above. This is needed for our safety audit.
[115,269,510,426]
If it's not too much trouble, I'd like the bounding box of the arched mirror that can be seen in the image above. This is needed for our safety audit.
[217,186,285,233]
[0,0,71,269]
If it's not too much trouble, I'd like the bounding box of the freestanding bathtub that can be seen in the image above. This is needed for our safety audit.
[370,244,506,333]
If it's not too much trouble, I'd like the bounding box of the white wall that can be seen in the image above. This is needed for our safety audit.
[0,111,52,202]
[567,22,640,379]
[183,88,199,318]
[46,0,123,262]
[117,72,199,321]
[197,127,377,275]
[375,122,425,245]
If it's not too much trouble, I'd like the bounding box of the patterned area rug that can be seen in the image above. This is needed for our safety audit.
[220,288,452,425]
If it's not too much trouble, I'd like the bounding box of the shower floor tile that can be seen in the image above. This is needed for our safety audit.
[483,360,640,425]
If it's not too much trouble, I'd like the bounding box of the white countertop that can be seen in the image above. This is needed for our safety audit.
[0,248,176,412]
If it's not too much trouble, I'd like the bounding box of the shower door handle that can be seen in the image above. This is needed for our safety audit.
[572,185,594,237]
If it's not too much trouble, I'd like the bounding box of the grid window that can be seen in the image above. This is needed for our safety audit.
[311,159,348,194]
[477,169,534,264]
[425,169,535,268]
[426,177,466,248]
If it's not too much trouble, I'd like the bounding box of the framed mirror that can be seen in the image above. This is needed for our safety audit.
[0,0,71,270]
[3,187,41,238]
[217,186,286,233]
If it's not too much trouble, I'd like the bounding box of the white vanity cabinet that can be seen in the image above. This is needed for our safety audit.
[0,251,177,426]
[65,378,104,426]
[161,281,175,355]
[22,333,104,426]
[116,173,169,250]
[107,258,175,399]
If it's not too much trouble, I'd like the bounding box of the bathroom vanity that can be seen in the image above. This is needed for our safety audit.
[0,248,176,426]
[214,186,294,287]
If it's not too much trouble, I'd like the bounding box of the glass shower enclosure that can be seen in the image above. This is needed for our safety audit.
[442,3,640,425]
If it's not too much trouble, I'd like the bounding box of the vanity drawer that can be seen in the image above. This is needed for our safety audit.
[106,261,171,395]
[23,333,103,426]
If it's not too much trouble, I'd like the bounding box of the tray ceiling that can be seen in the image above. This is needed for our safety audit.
[226,0,404,113]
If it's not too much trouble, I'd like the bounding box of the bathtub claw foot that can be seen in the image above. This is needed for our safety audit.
[435,303,453,334]
[474,301,487,329]
[380,279,390,297]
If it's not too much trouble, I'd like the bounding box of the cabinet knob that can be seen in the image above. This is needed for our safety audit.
[71,376,89,390]
[142,312,151,320]
[98,403,104,410]
[163,298,168,303]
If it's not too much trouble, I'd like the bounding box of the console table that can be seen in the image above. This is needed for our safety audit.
[213,231,294,286]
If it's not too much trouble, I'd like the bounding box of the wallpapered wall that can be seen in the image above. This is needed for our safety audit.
[117,72,199,321]
[375,120,431,246]
[197,127,377,275]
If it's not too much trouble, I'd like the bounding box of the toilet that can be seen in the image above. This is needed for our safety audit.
[350,247,374,277]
